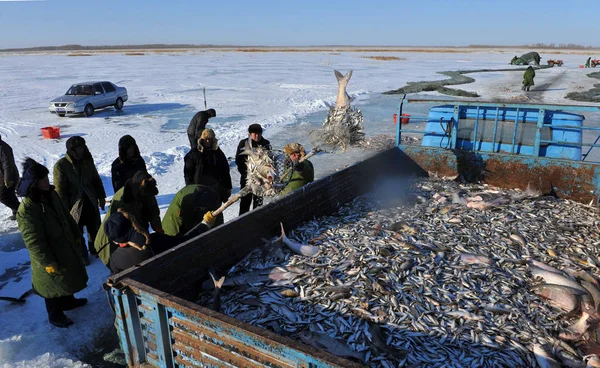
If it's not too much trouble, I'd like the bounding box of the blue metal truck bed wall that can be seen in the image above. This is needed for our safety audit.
[107,146,600,367]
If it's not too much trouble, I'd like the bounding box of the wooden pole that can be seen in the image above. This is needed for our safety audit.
[211,187,251,217]
[203,87,207,110]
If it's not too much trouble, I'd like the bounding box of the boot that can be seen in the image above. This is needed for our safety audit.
[81,253,90,266]
[49,313,74,328]
[62,297,88,311]
[88,243,98,257]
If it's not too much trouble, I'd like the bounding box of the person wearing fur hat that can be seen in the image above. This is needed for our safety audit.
[280,142,314,196]
[184,128,232,211]
[106,208,215,274]
[94,170,163,267]
[53,136,106,264]
[111,135,147,193]
[16,158,88,328]
[187,109,216,150]
[0,135,20,220]
[235,124,271,215]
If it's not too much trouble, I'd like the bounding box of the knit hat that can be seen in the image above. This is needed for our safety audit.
[248,124,263,134]
[17,158,49,197]
[104,211,147,246]
[197,128,218,151]
[66,136,90,160]
[283,142,306,158]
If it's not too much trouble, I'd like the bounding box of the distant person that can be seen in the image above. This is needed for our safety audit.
[111,135,147,193]
[235,124,271,215]
[522,66,535,92]
[280,143,314,196]
[94,171,163,267]
[586,57,592,68]
[187,109,216,150]
[16,158,88,328]
[0,135,20,220]
[510,56,518,65]
[162,184,221,236]
[106,208,216,274]
[54,136,106,264]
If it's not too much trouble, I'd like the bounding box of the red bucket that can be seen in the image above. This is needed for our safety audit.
[401,113,410,125]
[393,113,411,125]
[41,126,60,139]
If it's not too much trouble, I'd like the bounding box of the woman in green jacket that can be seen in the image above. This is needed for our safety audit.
[94,170,162,267]
[16,158,88,328]
[522,66,535,92]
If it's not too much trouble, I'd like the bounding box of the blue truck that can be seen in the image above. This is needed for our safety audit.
[105,99,600,367]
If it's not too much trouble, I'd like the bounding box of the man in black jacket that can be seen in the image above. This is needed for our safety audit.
[235,124,271,215]
[0,135,20,220]
[111,135,147,193]
[187,109,216,150]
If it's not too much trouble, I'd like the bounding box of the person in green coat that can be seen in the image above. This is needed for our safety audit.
[94,170,163,267]
[16,158,88,328]
[280,142,314,196]
[586,57,592,68]
[54,136,106,264]
[522,66,535,91]
[162,184,221,236]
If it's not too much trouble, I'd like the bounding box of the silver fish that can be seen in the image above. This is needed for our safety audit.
[209,272,225,313]
[298,330,365,362]
[533,343,562,368]
[334,70,353,108]
[279,223,319,257]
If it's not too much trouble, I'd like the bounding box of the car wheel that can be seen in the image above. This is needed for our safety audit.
[115,97,123,110]
[84,104,94,117]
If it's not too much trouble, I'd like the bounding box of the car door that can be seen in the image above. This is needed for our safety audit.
[101,82,117,107]
[93,83,107,107]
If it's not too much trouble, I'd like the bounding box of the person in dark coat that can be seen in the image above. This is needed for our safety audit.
[53,136,106,264]
[106,208,215,274]
[111,135,147,193]
[184,128,232,203]
[235,124,271,215]
[187,109,216,150]
[94,171,163,267]
[162,184,221,236]
[0,135,20,220]
[586,57,592,68]
[522,66,535,91]
[16,158,88,328]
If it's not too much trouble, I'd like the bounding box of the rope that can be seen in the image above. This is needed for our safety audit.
[440,117,453,150]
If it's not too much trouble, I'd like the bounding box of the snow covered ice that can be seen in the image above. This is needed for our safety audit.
[1,49,599,367]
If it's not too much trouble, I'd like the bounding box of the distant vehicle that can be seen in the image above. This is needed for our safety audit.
[592,59,600,68]
[547,59,563,67]
[48,81,128,117]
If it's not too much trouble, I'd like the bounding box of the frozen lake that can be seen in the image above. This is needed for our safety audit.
[1,49,599,367]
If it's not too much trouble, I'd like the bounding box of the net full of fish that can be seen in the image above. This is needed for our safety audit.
[196,177,600,368]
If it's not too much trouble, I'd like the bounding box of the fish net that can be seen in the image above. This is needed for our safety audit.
[244,146,293,197]
[312,105,365,151]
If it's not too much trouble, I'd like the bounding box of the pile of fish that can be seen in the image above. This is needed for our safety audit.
[317,69,365,150]
[197,178,600,367]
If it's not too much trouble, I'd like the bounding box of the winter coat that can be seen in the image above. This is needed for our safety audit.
[17,189,88,298]
[187,110,214,150]
[54,152,106,223]
[94,180,161,265]
[280,160,314,196]
[235,137,271,185]
[111,135,147,193]
[183,148,232,203]
[162,184,221,236]
[0,137,19,188]
[523,67,536,86]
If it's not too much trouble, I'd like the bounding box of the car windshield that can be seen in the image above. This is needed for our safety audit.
[66,85,93,96]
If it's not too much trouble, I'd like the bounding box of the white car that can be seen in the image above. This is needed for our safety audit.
[49,81,128,117]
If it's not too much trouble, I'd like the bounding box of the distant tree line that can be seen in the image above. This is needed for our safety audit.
[469,43,597,49]
[0,44,231,52]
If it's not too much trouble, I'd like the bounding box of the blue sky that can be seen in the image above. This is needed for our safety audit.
[0,0,597,48]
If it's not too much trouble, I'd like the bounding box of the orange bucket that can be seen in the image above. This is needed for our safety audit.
[41,126,60,139]
[401,113,410,125]
[393,113,397,124]
[579,65,585,68]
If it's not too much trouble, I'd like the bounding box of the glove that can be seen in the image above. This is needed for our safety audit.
[202,211,216,228]
[45,263,61,275]
[98,198,106,211]
[4,180,14,189]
